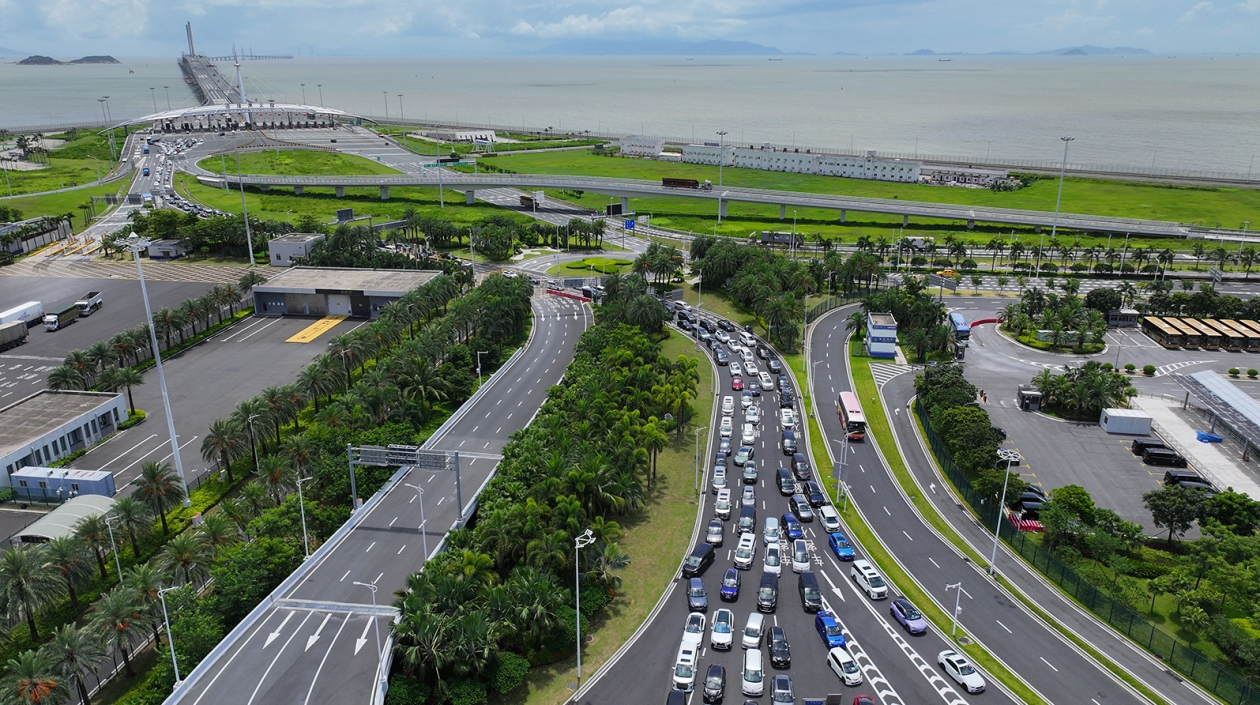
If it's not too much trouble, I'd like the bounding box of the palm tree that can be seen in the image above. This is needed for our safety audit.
[589,541,631,591]
[1,649,68,705]
[197,514,237,555]
[160,533,212,586]
[232,397,269,461]
[44,537,93,610]
[110,496,151,557]
[110,368,144,414]
[136,461,185,534]
[201,418,246,484]
[0,545,65,640]
[296,364,336,413]
[91,587,144,677]
[47,365,84,391]
[109,331,140,367]
[256,455,295,504]
[85,341,117,374]
[120,563,167,647]
[73,514,113,581]
[41,623,107,705]
[283,435,316,481]
[239,269,268,291]
[239,481,273,515]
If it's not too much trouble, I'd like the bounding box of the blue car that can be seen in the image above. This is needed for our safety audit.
[828,532,855,561]
[719,568,741,601]
[781,513,804,540]
[815,610,846,649]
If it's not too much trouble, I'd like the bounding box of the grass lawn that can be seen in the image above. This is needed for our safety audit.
[509,329,713,705]
[195,149,402,177]
[2,182,126,232]
[1,130,121,196]
[545,257,633,276]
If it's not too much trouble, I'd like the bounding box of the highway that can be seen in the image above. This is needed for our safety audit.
[167,293,591,705]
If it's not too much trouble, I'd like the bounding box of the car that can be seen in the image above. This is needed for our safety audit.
[715,489,733,520]
[768,358,783,374]
[729,361,743,377]
[738,506,757,534]
[776,467,797,496]
[790,539,811,573]
[720,416,734,438]
[706,519,725,547]
[815,610,846,649]
[714,452,728,469]
[716,349,729,365]
[746,405,761,425]
[763,516,780,546]
[734,446,755,466]
[778,375,792,392]
[756,572,779,612]
[763,545,782,575]
[722,396,735,415]
[828,647,864,686]
[748,383,761,398]
[890,597,928,635]
[718,319,736,332]
[781,430,797,455]
[804,481,827,507]
[742,460,758,484]
[720,438,733,456]
[742,423,757,445]
[742,612,765,649]
[779,407,796,429]
[734,533,757,569]
[682,612,707,645]
[770,674,794,703]
[992,425,1007,440]
[688,577,709,611]
[791,453,811,480]
[781,513,804,539]
[1022,484,1049,500]
[700,319,716,334]
[818,505,841,532]
[716,330,731,344]
[828,532,855,560]
[673,643,699,691]
[711,607,736,648]
[779,391,795,408]
[790,494,814,522]
[683,544,715,578]
[756,344,770,359]
[678,318,694,331]
[732,376,744,391]
[741,485,757,507]
[768,626,792,668]
[702,663,726,703]
[853,697,877,705]
[742,648,764,696]
[741,391,754,409]
[712,467,728,494]
[851,560,888,599]
[720,569,742,601]
[938,650,986,693]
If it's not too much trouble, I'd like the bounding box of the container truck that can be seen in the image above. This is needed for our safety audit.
[0,320,28,351]
[43,305,79,331]
[74,291,103,316]
[0,301,44,328]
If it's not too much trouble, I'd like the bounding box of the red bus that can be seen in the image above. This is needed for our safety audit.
[837,391,867,440]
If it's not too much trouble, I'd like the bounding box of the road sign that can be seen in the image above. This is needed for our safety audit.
[927,274,958,291]
[1210,267,1223,285]
[624,219,635,231]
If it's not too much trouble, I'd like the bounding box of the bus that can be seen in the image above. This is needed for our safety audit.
[1203,319,1245,352]
[837,391,867,441]
[1166,317,1200,349]
[1220,320,1260,353]
[1184,318,1221,350]
[949,312,971,341]
[1141,317,1182,349]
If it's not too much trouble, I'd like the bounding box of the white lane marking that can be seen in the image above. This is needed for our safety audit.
[928,557,940,569]
[354,617,374,655]
[996,620,1012,634]
[302,614,351,705]
[870,485,876,494]
[365,542,376,552]
[374,572,383,584]
[103,434,159,470]
[397,545,406,555]
[902,531,914,541]
[246,611,314,705]
[340,570,350,582]
[191,609,285,705]
[1041,657,1058,672]
[306,612,332,651]
[883,506,891,516]
[390,516,398,525]
[264,610,296,647]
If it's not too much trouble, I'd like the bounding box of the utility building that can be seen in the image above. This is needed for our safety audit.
[10,467,116,502]
[268,232,324,267]
[252,266,441,318]
[865,313,898,359]
[1,391,130,486]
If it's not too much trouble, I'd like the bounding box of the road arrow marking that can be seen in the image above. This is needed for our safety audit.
[265,610,295,647]
[354,617,373,655]
[306,613,332,651]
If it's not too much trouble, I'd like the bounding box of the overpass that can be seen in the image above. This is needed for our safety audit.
[195,170,1232,239]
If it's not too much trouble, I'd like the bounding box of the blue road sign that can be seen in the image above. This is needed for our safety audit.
[624,219,635,230]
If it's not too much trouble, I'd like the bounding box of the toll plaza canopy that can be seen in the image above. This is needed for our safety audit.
[105,102,369,132]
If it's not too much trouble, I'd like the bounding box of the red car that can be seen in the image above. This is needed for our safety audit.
[731,376,744,391]
[853,697,877,705]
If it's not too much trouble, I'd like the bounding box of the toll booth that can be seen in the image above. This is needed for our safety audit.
[949,338,967,361]
[1017,386,1042,412]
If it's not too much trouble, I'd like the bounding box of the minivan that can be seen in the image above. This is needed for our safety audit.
[798,571,823,612]
[715,489,733,520]
[738,506,757,534]
[851,559,888,599]
[792,453,812,480]
[734,532,757,570]
[742,649,765,696]
[1164,469,1205,486]
[827,647,864,685]
[682,544,715,578]
[673,644,699,691]
[1132,439,1169,455]
[742,612,765,649]
[791,539,811,573]
[776,467,797,496]
[1143,447,1188,467]
[757,572,779,612]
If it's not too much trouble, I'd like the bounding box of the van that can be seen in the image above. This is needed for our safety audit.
[1143,447,1188,468]
[851,559,888,599]
[673,643,699,691]
[741,649,764,696]
[734,533,757,570]
[1163,469,1204,486]
[741,612,765,649]
[1178,480,1217,494]
[798,571,823,612]
[682,544,715,578]
[738,506,757,534]
[1132,439,1169,456]
[827,647,864,685]
[740,332,757,347]
[715,489,733,520]
[776,467,796,496]
[763,516,780,546]
[792,453,812,480]
[756,572,779,612]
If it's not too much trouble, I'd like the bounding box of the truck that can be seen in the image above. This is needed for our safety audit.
[74,291,103,316]
[142,167,150,177]
[662,177,713,190]
[0,320,28,351]
[142,145,150,154]
[43,305,79,332]
[0,301,44,328]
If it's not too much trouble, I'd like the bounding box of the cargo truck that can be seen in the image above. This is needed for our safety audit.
[75,291,103,316]
[43,305,79,331]
[0,320,28,351]
[0,301,44,328]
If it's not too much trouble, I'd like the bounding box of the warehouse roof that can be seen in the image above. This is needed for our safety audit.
[0,391,122,458]
[252,266,441,297]
[13,494,116,544]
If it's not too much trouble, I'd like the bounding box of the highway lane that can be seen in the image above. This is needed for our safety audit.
[809,304,1149,705]
[580,318,1014,705]
[172,294,591,705]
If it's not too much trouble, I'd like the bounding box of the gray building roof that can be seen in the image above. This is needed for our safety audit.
[0,391,123,458]
[13,494,116,543]
[253,266,441,297]
[270,232,324,244]
[867,312,897,327]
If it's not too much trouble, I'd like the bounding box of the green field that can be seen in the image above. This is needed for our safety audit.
[195,149,401,177]
[546,256,633,276]
[2,183,126,232]
[0,130,120,195]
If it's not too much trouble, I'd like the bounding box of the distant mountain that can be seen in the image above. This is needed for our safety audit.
[903,45,1151,56]
[70,55,120,64]
[0,46,24,57]
[16,55,60,65]
[534,38,790,56]
[14,54,120,65]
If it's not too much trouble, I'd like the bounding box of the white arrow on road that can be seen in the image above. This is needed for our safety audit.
[354,617,374,655]
[306,613,332,651]
[265,610,295,647]
[817,568,845,602]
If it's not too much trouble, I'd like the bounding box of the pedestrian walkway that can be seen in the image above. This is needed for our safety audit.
[1131,395,1260,498]
[869,362,917,388]
[0,258,247,283]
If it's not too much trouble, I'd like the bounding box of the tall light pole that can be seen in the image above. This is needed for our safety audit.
[476,351,488,387]
[149,87,158,112]
[297,476,314,558]
[716,131,727,187]
[105,517,124,577]
[233,143,255,266]
[102,96,117,162]
[945,582,963,638]
[404,482,428,559]
[1042,136,1074,280]
[693,426,708,493]
[382,92,390,136]
[125,235,191,507]
[159,585,183,685]
[300,83,306,104]
[317,84,323,106]
[246,414,260,473]
[831,436,849,512]
[988,455,1014,575]
[352,581,383,661]
[398,94,407,149]
[163,86,171,110]
[574,529,596,687]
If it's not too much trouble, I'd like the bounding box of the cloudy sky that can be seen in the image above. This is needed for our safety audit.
[1,0,1257,56]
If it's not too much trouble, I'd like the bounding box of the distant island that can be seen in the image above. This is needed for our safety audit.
[904,46,1151,56]
[16,55,120,65]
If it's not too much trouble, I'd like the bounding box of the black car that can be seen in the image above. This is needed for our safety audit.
[804,481,827,507]
[767,358,783,374]
[776,467,796,496]
[1132,439,1169,456]
[757,345,771,360]
[716,349,730,366]
[702,663,726,703]
[991,426,1008,440]
[777,375,792,392]
[665,689,686,705]
[718,320,737,333]
[699,319,717,334]
[781,430,798,455]
[757,572,779,612]
[678,318,694,331]
[768,625,792,668]
[779,391,795,408]
[682,544,715,578]
[791,453,812,480]
[748,384,761,398]
[715,452,728,468]
[719,438,732,456]
[1022,484,1048,500]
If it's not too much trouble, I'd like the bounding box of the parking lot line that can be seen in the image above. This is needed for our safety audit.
[286,315,348,343]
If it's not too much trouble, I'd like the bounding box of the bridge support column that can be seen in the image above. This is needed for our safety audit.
[465,190,475,205]
[259,185,270,192]
[840,210,846,223]
[902,214,908,227]
[780,204,786,220]
[379,186,390,200]
[620,196,629,212]
[967,219,975,230]
[294,186,304,195]
[335,186,345,198]
[719,199,728,219]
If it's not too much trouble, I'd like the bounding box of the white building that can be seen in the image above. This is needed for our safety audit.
[920,164,1012,188]
[865,313,899,359]
[268,232,324,267]
[1,390,130,486]
[619,135,666,158]
[679,145,921,184]
[424,129,496,144]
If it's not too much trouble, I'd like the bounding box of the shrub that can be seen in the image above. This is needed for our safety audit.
[385,675,431,705]
[442,678,488,705]
[1102,362,1114,371]
[1249,369,1258,378]
[960,259,978,270]
[1124,363,1136,373]
[1228,368,1240,377]
[1125,562,1170,580]
[1143,365,1157,376]
[490,652,531,694]
[579,583,610,616]
[910,256,927,266]
[1039,262,1059,272]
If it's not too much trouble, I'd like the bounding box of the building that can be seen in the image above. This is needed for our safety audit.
[252,266,442,318]
[1,216,73,256]
[1108,308,1140,328]
[10,467,116,502]
[865,313,898,359]
[147,238,190,260]
[679,145,921,184]
[920,165,1013,188]
[10,495,116,545]
[423,129,496,144]
[1,391,130,486]
[268,232,324,267]
[618,135,666,158]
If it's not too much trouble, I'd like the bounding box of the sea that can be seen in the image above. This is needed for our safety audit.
[2,54,1258,177]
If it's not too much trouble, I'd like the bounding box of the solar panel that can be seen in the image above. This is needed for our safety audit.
[1178,371,1260,448]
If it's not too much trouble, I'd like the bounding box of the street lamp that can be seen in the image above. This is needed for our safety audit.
[300,83,306,104]
[246,414,260,473]
[158,585,183,685]
[404,482,428,559]
[352,581,383,661]
[476,351,489,387]
[398,94,407,149]
[382,92,390,136]
[831,436,850,511]
[297,476,314,558]
[163,86,171,110]
[988,451,1018,575]
[232,143,255,266]
[317,84,323,106]
[693,426,708,493]
[149,87,157,112]
[945,582,964,638]
[105,517,124,577]
[574,529,596,687]
[1042,136,1074,279]
[716,131,727,187]
[124,234,191,507]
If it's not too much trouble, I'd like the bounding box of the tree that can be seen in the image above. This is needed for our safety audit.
[239,269,268,291]
[975,469,1026,506]
[110,496,152,557]
[41,623,107,705]
[72,514,113,581]
[161,533,213,586]
[1143,485,1207,546]
[46,365,84,391]
[111,368,144,414]
[43,537,93,610]
[1084,287,1122,314]
[91,587,144,677]
[1051,485,1097,526]
[257,454,295,505]
[0,545,65,641]
[1181,604,1209,633]
[1,649,68,705]
[136,460,186,534]
[201,418,246,484]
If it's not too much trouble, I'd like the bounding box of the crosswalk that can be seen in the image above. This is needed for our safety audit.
[0,259,248,283]
[1155,360,1214,376]
[869,362,918,388]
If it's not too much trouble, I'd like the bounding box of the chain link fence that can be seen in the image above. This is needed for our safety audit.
[805,294,863,324]
[914,399,1259,705]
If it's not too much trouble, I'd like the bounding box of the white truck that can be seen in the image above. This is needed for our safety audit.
[75,291,103,316]
[0,320,28,351]
[43,305,79,332]
[0,301,44,328]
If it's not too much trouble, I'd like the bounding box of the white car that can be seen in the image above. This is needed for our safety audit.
[938,650,986,693]
[818,505,841,533]
[734,533,757,569]
[763,544,782,575]
[742,612,765,649]
[711,608,735,650]
[745,362,760,377]
[729,362,743,377]
[741,423,756,445]
[716,330,731,344]
[779,408,796,429]
[742,391,754,409]
[740,349,755,364]
[763,517,780,546]
[682,612,707,646]
[828,647,864,686]
[759,371,775,391]
[791,539,811,573]
[746,406,761,425]
[673,643,699,691]
[851,560,888,600]
[720,416,734,438]
[722,396,735,415]
[741,485,757,507]
[712,466,728,493]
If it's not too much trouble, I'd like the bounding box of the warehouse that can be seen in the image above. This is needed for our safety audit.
[251,266,441,318]
[1,390,130,487]
[11,466,116,502]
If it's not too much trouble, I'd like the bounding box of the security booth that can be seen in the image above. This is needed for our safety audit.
[1017,386,1042,412]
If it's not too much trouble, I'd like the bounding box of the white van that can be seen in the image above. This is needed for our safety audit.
[827,647,864,685]
[742,648,765,696]
[741,612,765,649]
[759,371,775,391]
[715,489,732,520]
[742,423,756,445]
[722,396,735,415]
[734,533,757,570]
[851,559,888,599]
[740,332,757,347]
[673,643,699,691]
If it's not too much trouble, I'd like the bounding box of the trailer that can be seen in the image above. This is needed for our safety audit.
[0,320,28,351]
[75,291,103,316]
[0,301,44,328]
[43,305,79,332]
[662,177,713,190]
[1100,408,1152,435]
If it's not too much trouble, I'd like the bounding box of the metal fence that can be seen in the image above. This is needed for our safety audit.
[805,294,863,324]
[914,398,1260,705]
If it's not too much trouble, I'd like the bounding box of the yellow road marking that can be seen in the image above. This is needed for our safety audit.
[286,315,347,343]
